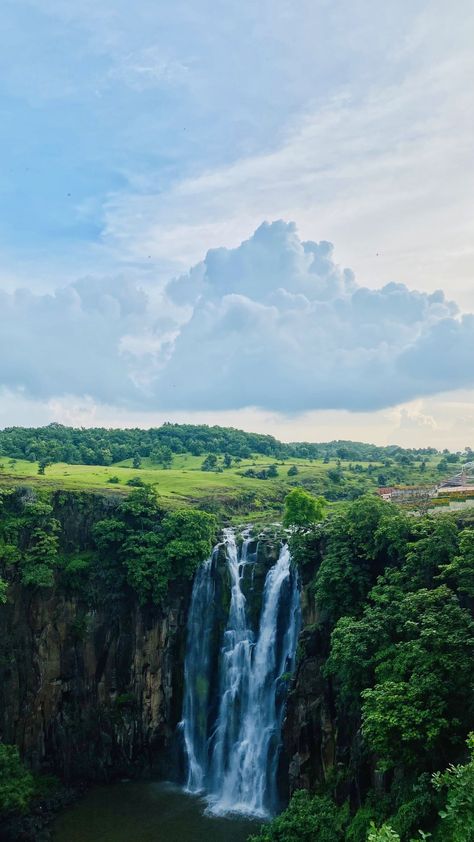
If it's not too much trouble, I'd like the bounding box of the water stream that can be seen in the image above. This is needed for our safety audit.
[181,528,301,818]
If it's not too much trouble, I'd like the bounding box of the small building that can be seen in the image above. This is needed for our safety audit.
[376,487,396,501]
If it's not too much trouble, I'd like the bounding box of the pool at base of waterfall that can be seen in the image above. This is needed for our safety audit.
[52,780,261,842]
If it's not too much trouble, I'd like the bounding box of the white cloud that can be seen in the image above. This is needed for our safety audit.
[1,221,474,417]
[0,275,155,407]
[155,222,473,412]
[101,32,474,309]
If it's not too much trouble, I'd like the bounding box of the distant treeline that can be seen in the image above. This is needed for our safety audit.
[0,422,444,467]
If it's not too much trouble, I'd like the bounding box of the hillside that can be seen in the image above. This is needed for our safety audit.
[0,424,464,520]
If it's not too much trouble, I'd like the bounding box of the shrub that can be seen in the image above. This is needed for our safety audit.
[126,477,145,487]
[283,488,326,528]
[432,733,474,841]
[249,791,349,842]
[0,744,35,814]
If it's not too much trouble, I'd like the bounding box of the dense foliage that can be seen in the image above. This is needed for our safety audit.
[0,744,35,814]
[283,487,326,527]
[249,791,349,842]
[0,486,216,605]
[254,495,474,842]
[0,422,446,466]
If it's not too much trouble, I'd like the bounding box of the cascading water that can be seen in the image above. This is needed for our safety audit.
[181,549,217,792]
[181,528,301,818]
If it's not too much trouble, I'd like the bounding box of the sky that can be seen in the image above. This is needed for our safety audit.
[1,0,474,449]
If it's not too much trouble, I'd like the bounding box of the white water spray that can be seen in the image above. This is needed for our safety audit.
[182,528,300,817]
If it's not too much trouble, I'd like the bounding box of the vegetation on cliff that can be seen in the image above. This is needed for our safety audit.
[0,745,35,814]
[1,471,474,840]
[0,484,217,834]
[254,494,474,841]
[0,486,216,604]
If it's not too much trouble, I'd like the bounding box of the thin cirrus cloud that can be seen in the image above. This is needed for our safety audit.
[1,221,474,415]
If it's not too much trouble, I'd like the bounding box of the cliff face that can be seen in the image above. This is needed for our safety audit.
[0,582,188,781]
[283,574,370,808]
[283,578,340,796]
[0,497,326,797]
[0,490,191,783]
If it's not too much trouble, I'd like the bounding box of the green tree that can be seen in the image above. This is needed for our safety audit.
[432,733,474,841]
[367,825,401,842]
[201,453,218,471]
[327,467,343,483]
[287,465,299,476]
[283,488,326,528]
[404,518,459,589]
[0,744,35,813]
[120,505,216,604]
[367,823,431,841]
[19,501,60,587]
[158,509,217,579]
[150,445,173,468]
[313,497,394,621]
[361,588,474,769]
[438,529,474,597]
[249,791,349,842]
[0,576,7,604]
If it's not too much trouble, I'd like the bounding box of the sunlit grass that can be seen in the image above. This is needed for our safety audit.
[0,451,446,521]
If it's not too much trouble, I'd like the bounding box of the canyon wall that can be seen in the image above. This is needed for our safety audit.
[0,491,333,800]
[0,491,189,783]
[0,580,189,782]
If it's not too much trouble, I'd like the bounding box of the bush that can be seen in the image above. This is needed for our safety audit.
[249,791,349,842]
[432,733,474,841]
[0,744,35,814]
[118,499,217,603]
[283,488,326,528]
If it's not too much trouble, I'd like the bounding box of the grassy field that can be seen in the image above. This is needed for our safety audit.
[0,450,450,522]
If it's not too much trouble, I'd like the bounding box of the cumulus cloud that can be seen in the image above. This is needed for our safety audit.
[157,221,468,411]
[1,221,473,413]
[0,275,153,408]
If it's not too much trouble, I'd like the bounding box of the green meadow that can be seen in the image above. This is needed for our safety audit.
[0,450,446,521]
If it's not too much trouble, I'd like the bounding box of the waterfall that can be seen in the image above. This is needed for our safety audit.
[182,550,217,792]
[181,528,301,818]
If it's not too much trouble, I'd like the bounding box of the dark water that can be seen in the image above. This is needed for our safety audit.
[53,781,261,842]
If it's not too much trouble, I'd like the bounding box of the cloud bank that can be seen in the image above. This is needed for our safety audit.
[2,221,474,414]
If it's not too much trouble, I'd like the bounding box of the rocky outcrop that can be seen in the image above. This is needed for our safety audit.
[283,623,337,793]
[0,582,188,781]
[280,549,342,796]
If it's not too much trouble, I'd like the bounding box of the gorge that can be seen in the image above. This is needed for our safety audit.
[0,489,308,839]
[1,482,473,841]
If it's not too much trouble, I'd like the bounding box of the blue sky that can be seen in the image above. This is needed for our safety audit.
[1,0,474,447]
